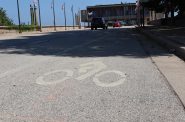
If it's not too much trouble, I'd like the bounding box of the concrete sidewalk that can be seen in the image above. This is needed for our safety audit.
[136,26,185,60]
[135,26,185,109]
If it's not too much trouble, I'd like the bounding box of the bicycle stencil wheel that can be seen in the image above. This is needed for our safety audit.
[36,70,73,85]
[93,70,126,87]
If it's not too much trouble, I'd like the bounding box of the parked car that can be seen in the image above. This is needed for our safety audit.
[120,21,127,26]
[91,17,108,30]
[113,21,121,28]
[107,21,114,26]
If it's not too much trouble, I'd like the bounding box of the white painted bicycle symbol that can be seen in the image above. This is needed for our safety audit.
[36,60,127,87]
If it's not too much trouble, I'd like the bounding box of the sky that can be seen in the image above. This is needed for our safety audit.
[0,0,136,26]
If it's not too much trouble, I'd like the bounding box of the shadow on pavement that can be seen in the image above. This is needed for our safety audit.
[0,28,170,58]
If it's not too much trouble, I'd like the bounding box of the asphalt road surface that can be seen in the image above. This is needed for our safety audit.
[0,28,185,122]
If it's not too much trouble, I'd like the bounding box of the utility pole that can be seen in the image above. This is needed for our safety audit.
[142,5,145,27]
[139,0,148,27]
[52,0,56,31]
[71,5,75,29]
[129,3,131,24]
[64,3,67,30]
[30,5,34,25]
[33,4,38,27]
[78,8,81,29]
[16,0,21,33]
[38,0,42,32]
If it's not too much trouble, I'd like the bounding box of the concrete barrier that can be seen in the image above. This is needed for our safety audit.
[42,26,85,32]
[0,26,17,34]
[0,26,86,34]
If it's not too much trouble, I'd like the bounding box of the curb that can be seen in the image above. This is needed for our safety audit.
[135,27,185,109]
[135,27,185,60]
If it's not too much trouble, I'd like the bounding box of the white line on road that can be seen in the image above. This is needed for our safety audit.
[0,58,50,79]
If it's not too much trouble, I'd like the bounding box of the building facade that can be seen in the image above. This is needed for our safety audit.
[82,3,165,26]
[85,3,150,25]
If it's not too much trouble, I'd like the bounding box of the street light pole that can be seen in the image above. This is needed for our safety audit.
[52,0,56,31]
[38,0,42,32]
[139,0,149,27]
[64,3,67,30]
[71,5,75,29]
[16,0,21,33]
[129,3,131,24]
[142,5,145,27]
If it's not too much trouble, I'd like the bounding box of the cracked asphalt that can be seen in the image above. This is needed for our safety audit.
[0,27,185,122]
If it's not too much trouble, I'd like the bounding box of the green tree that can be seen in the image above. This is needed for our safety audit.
[176,0,185,16]
[0,7,13,26]
[143,0,185,17]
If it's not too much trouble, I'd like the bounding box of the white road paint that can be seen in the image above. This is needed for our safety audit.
[0,58,51,79]
[76,61,106,81]
[36,60,126,87]
[93,70,126,87]
[36,70,73,85]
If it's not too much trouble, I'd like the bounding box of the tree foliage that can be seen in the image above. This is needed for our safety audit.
[0,7,13,26]
[143,0,185,16]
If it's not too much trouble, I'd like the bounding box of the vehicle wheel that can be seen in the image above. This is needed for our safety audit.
[95,28,97,30]
[103,27,105,30]
[91,27,93,30]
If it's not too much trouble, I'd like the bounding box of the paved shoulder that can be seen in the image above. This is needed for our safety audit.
[0,28,185,122]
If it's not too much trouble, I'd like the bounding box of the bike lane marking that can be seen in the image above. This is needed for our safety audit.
[36,70,73,85]
[35,60,127,87]
[0,58,51,79]
[76,60,107,81]
[0,34,106,80]
[93,70,127,87]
